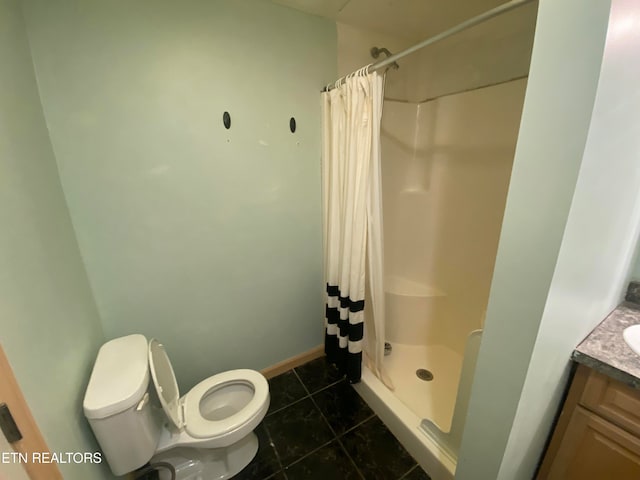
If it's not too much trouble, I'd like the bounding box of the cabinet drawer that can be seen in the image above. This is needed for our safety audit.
[546,406,640,480]
[581,368,640,437]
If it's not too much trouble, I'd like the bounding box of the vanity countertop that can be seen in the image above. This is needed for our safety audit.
[573,300,640,389]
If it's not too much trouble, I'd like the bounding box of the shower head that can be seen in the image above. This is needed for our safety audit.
[370,46,400,70]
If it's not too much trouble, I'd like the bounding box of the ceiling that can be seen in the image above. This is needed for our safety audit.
[270,0,526,41]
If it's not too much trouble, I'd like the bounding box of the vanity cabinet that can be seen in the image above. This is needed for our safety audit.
[538,364,640,479]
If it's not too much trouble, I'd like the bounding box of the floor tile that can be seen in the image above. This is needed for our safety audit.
[234,423,281,480]
[285,441,361,480]
[404,464,431,480]
[265,472,286,480]
[294,356,344,394]
[267,370,307,413]
[312,380,374,435]
[264,397,334,466]
[341,416,416,480]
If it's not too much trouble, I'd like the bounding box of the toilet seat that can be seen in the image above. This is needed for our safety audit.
[148,339,269,441]
[183,370,269,439]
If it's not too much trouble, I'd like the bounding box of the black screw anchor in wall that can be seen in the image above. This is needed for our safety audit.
[223,111,231,129]
[289,117,296,133]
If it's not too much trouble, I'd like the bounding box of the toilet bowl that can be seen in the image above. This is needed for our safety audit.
[83,335,270,479]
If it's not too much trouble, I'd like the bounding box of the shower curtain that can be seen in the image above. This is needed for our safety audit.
[322,69,387,384]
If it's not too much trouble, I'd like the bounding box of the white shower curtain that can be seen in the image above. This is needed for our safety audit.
[322,69,388,385]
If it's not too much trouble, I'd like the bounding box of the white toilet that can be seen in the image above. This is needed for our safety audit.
[83,334,270,479]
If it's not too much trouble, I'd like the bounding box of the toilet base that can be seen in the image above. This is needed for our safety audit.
[151,431,259,479]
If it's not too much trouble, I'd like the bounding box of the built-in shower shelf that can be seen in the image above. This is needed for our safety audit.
[385,275,445,298]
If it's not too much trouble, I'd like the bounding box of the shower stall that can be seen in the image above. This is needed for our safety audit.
[350,2,538,478]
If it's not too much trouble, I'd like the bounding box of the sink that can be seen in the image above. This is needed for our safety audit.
[623,325,640,356]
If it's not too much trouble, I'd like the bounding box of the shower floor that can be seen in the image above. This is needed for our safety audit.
[383,343,463,432]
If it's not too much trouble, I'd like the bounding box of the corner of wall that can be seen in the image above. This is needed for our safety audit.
[455,0,612,478]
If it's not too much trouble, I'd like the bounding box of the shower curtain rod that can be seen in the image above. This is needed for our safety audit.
[323,0,536,92]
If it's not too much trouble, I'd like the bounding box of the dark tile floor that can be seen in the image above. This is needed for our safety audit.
[235,357,431,480]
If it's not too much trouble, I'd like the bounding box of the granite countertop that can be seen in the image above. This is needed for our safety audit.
[573,300,640,389]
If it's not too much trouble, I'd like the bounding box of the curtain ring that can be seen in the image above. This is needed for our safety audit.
[326,62,376,92]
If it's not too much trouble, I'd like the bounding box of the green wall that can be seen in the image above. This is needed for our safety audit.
[21,0,336,390]
[456,0,611,478]
[0,0,110,478]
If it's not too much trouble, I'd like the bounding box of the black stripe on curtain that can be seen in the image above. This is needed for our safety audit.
[325,283,363,383]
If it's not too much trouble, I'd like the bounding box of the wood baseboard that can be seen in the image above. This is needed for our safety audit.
[261,345,324,379]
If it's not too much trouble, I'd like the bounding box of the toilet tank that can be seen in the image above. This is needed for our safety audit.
[83,334,162,476]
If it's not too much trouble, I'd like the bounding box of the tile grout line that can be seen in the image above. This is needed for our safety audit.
[264,366,340,477]
[271,365,427,479]
[262,420,287,480]
[283,369,338,474]
[268,367,340,476]
[336,393,426,479]
[292,365,346,395]
[279,438,335,470]
[330,397,372,480]
[266,392,311,417]
[266,369,344,417]
[264,472,284,480]
[293,368,367,480]
[334,435,366,480]
[339,412,377,437]
[398,463,420,480]
[312,376,346,393]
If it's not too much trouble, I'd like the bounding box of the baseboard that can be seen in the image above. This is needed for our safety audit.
[261,345,324,379]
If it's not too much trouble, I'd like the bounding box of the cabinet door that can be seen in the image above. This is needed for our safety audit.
[547,406,640,480]
[581,369,640,437]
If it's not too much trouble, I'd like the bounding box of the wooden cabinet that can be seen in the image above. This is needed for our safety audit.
[538,365,640,479]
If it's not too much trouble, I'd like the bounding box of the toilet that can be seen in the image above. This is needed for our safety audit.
[83,334,270,479]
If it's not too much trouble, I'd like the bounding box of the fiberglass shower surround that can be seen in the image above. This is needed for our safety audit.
[326,0,536,478]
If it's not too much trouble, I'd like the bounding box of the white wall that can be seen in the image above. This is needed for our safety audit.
[0,0,110,478]
[21,0,336,391]
[456,1,612,478]
[404,1,536,103]
[424,80,527,351]
[381,80,527,352]
[336,22,412,99]
[498,1,640,477]
[337,3,535,104]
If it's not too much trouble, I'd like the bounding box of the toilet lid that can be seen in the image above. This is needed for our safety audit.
[148,339,183,429]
